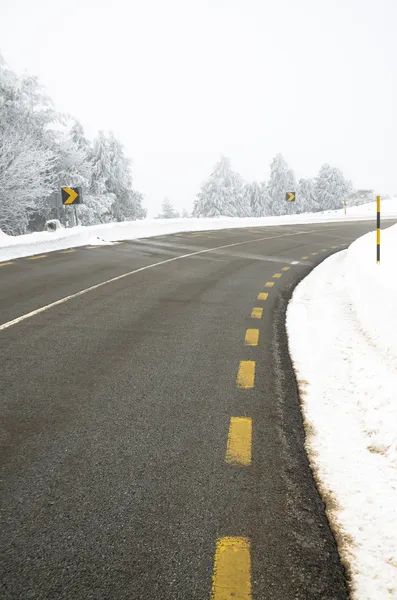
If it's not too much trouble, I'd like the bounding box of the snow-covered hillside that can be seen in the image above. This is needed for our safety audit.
[1,197,397,262]
[287,223,397,599]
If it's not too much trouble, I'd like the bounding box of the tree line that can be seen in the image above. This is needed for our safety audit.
[192,154,360,218]
[0,53,146,235]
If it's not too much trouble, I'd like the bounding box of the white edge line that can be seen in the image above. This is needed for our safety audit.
[0,230,307,332]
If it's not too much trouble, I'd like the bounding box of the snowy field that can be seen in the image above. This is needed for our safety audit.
[287,224,397,599]
[1,197,397,262]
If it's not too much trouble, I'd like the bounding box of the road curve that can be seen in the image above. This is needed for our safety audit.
[0,221,392,599]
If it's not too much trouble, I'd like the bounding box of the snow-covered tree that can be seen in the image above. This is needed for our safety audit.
[267,154,296,215]
[0,52,146,233]
[248,180,270,217]
[181,208,190,218]
[296,178,319,214]
[314,164,350,211]
[156,198,180,219]
[193,156,248,217]
[0,56,58,234]
[89,130,145,223]
[0,129,56,234]
[347,189,374,207]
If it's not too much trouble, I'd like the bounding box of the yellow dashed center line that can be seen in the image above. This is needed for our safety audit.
[237,361,255,389]
[244,329,259,346]
[225,417,252,466]
[251,307,263,319]
[61,249,76,253]
[211,536,251,599]
[311,252,318,256]
[27,255,47,260]
[321,248,327,252]
[265,281,274,288]
[331,245,338,248]
[257,292,268,300]
[0,261,14,267]
[87,245,103,249]
[282,266,290,271]
[273,273,282,278]
[301,255,309,259]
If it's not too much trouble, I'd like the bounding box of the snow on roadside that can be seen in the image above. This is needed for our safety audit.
[1,197,397,262]
[287,224,397,599]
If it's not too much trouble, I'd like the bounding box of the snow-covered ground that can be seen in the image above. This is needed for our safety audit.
[287,224,397,599]
[1,197,397,262]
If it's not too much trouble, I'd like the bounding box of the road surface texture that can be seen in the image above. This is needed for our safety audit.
[1,221,393,599]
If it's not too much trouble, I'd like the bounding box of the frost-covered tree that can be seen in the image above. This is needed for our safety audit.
[156,198,180,219]
[347,189,374,207]
[267,154,296,215]
[248,180,270,217]
[0,56,58,234]
[193,156,248,217]
[89,130,146,223]
[0,53,146,233]
[296,178,319,214]
[0,129,56,234]
[181,208,190,218]
[315,164,350,211]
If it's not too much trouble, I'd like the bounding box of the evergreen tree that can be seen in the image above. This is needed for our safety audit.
[267,154,296,216]
[193,156,247,217]
[89,131,145,223]
[260,181,271,215]
[315,164,350,211]
[296,178,319,213]
[156,198,180,219]
[249,181,269,217]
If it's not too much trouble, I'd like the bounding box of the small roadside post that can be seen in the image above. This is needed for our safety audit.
[344,198,347,215]
[376,195,381,264]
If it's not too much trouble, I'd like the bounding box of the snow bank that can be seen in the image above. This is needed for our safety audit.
[1,197,397,262]
[287,224,397,599]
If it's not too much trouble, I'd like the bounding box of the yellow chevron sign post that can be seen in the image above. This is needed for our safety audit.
[61,187,81,205]
[286,191,295,202]
[61,187,82,226]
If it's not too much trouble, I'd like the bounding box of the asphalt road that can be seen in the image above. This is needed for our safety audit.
[0,220,393,599]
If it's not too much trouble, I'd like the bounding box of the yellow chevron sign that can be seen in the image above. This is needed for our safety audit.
[61,187,81,205]
[286,191,295,202]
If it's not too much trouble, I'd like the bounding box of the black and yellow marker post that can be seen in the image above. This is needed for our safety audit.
[376,195,381,264]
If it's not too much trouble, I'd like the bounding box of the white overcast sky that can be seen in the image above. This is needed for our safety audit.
[0,0,396,215]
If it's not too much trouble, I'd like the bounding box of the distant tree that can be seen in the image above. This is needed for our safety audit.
[157,198,180,219]
[267,154,296,215]
[296,178,319,213]
[260,181,271,215]
[181,208,190,218]
[193,156,248,217]
[347,189,373,206]
[249,181,269,217]
[89,131,145,223]
[315,164,350,211]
